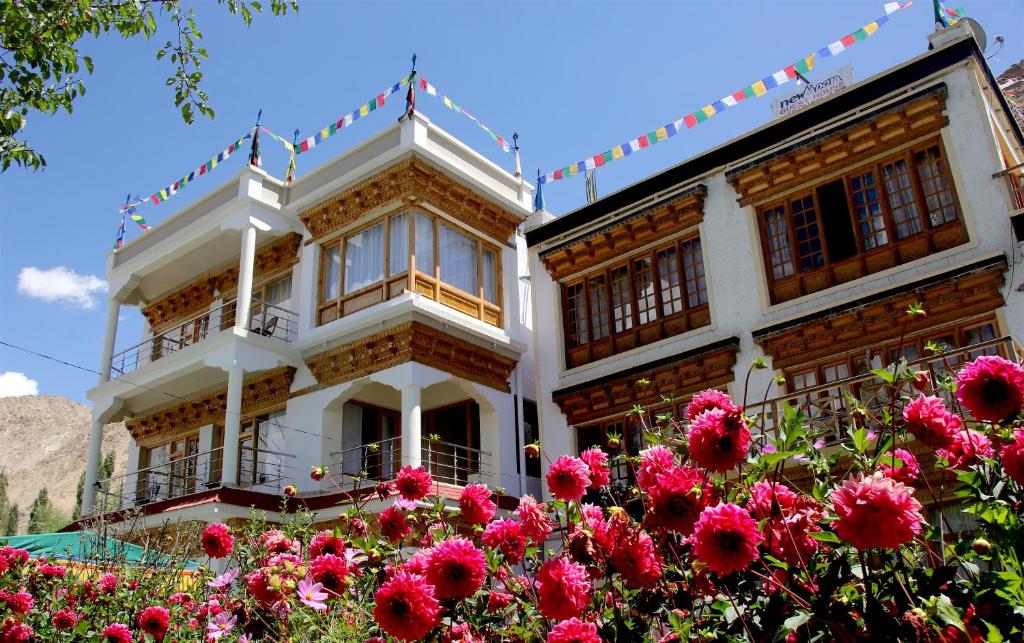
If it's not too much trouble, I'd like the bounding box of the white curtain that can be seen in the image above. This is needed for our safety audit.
[323,246,341,301]
[415,212,434,274]
[264,276,292,308]
[440,224,477,294]
[482,248,497,303]
[345,222,385,293]
[257,410,288,487]
[389,213,409,275]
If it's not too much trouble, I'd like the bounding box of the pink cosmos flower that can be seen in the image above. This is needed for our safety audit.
[207,567,240,589]
[297,576,328,611]
[206,612,237,639]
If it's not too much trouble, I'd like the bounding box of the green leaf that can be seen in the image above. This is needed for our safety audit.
[935,595,967,633]
[809,531,841,544]
[784,612,811,631]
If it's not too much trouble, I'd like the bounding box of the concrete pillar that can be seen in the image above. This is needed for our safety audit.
[234,223,258,332]
[401,384,422,469]
[221,365,244,485]
[197,424,216,488]
[81,416,105,516]
[98,297,120,381]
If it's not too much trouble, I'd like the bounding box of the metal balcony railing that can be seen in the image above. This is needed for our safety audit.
[995,162,1024,212]
[330,436,493,490]
[745,337,1024,446]
[93,444,296,513]
[109,297,298,377]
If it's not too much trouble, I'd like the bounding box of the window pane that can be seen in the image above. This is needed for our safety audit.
[439,224,478,294]
[914,146,959,227]
[609,264,633,333]
[322,245,341,302]
[763,205,795,279]
[264,276,291,307]
[565,282,588,346]
[881,158,924,239]
[849,171,888,250]
[482,248,497,304]
[415,213,435,274]
[680,237,707,307]
[389,213,409,275]
[344,223,385,294]
[588,275,610,340]
[791,195,824,272]
[657,245,684,316]
[633,257,658,325]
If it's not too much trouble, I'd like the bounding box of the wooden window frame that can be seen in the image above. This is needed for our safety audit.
[756,138,968,305]
[561,233,710,369]
[317,209,503,327]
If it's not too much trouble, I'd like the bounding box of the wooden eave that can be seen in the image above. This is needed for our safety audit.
[726,86,949,207]
[538,186,706,281]
[752,256,1007,370]
[552,337,740,426]
[301,321,518,393]
[298,157,522,246]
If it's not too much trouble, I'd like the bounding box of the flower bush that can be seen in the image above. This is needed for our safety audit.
[2,329,1024,640]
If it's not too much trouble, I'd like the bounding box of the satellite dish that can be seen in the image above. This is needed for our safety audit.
[962,17,988,52]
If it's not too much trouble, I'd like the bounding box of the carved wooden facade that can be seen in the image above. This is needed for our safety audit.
[539,186,706,281]
[753,258,1006,370]
[552,339,739,426]
[726,87,949,206]
[142,233,301,332]
[299,157,522,245]
[127,367,296,446]
[303,321,518,393]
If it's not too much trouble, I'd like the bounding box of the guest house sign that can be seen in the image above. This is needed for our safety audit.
[772,65,854,118]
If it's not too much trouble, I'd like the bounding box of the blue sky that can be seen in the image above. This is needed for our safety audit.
[1,0,1021,404]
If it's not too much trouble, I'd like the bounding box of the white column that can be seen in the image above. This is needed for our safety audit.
[197,424,216,488]
[98,298,120,381]
[234,224,258,331]
[81,417,105,515]
[221,365,244,485]
[401,384,422,469]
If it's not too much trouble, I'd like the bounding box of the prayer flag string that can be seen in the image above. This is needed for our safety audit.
[538,2,912,184]
[416,76,512,153]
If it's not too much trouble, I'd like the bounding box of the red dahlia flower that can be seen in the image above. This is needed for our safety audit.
[686,389,737,422]
[636,445,675,492]
[394,466,433,501]
[955,355,1024,423]
[373,571,442,642]
[37,561,67,578]
[1002,429,1024,485]
[426,537,486,600]
[51,608,79,629]
[877,448,921,485]
[688,409,751,473]
[546,455,592,502]
[459,483,496,525]
[831,472,923,550]
[310,554,351,596]
[482,518,527,564]
[308,529,345,558]
[97,572,118,594]
[747,481,800,519]
[547,617,601,643]
[578,448,612,489]
[487,590,514,612]
[537,557,591,621]
[137,606,170,641]
[0,590,33,614]
[691,503,762,575]
[200,523,234,559]
[101,622,132,643]
[647,465,709,535]
[515,495,554,543]
[258,529,298,556]
[938,429,995,470]
[0,620,34,643]
[903,394,959,448]
[378,505,413,543]
[611,528,663,589]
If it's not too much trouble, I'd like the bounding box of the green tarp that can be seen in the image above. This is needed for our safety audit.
[1,531,199,568]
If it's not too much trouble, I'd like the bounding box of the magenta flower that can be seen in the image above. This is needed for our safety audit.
[207,567,240,589]
[297,576,328,611]
[206,612,237,639]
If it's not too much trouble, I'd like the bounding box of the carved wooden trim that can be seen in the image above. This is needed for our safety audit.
[303,322,517,393]
[727,88,949,207]
[552,342,739,426]
[128,367,296,446]
[299,158,522,245]
[754,262,1006,370]
[142,233,301,331]
[539,187,706,281]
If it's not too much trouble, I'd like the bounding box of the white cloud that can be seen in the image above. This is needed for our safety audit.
[0,372,39,398]
[17,266,107,310]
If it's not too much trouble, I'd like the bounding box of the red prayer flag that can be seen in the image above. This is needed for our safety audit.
[684,114,698,128]
[841,34,856,46]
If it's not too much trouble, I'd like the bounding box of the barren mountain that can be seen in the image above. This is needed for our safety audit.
[0,395,130,531]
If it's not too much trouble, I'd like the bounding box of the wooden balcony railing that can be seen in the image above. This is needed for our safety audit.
[995,162,1024,212]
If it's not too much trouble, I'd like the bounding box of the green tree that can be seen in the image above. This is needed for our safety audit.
[27,487,67,534]
[2,504,18,536]
[0,471,12,535]
[1,0,299,171]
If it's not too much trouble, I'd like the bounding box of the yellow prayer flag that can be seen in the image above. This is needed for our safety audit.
[656,127,668,141]
[864,22,878,36]
[612,146,624,159]
[702,105,716,118]
[752,81,768,97]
